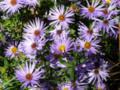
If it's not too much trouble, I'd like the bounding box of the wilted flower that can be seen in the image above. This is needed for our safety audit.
[0,0,23,15]
[48,5,74,29]
[15,62,45,87]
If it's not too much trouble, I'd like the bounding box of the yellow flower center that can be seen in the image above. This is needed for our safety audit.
[26,73,33,81]
[34,30,40,36]
[31,43,37,49]
[58,44,66,53]
[11,46,18,54]
[97,87,102,90]
[63,87,69,90]
[88,6,95,13]
[10,0,17,6]
[106,0,111,4]
[58,14,65,21]
[84,42,91,49]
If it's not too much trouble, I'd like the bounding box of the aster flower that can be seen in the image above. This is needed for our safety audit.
[78,22,99,40]
[58,82,73,90]
[81,0,103,19]
[48,5,74,29]
[5,44,21,58]
[51,36,73,55]
[0,0,23,15]
[23,18,47,40]
[24,0,38,7]
[20,37,46,59]
[101,3,119,18]
[88,60,109,84]
[50,26,69,40]
[15,62,45,87]
[94,17,119,37]
[79,38,100,54]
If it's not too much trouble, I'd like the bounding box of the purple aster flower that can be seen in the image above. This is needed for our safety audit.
[23,18,47,40]
[5,42,22,58]
[88,59,109,85]
[50,36,73,55]
[94,16,119,37]
[101,3,119,18]
[0,0,23,15]
[15,62,45,87]
[80,0,104,19]
[78,38,101,54]
[20,37,46,59]
[78,22,100,40]
[48,5,74,29]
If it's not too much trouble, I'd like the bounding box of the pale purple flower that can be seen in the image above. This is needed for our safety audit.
[48,5,74,29]
[94,17,119,36]
[78,22,100,40]
[20,37,46,59]
[0,0,23,15]
[23,18,47,40]
[101,3,119,18]
[15,62,45,87]
[81,0,104,19]
[5,43,21,58]
[79,38,101,54]
[51,36,73,55]
[88,60,109,85]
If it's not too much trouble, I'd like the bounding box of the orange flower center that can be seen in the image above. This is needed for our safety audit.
[88,6,95,13]
[26,73,33,81]
[10,0,17,6]
[31,43,37,49]
[84,42,91,49]
[58,14,65,21]
[11,46,18,54]
[34,30,40,36]
[58,44,66,53]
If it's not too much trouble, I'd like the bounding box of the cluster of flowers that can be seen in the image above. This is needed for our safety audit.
[0,0,120,89]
